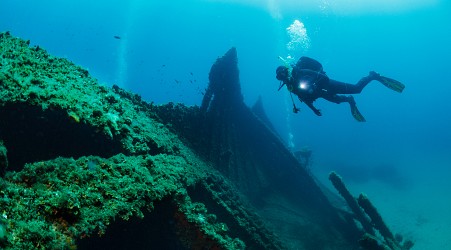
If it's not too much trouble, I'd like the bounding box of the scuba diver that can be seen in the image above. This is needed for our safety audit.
[276,56,405,122]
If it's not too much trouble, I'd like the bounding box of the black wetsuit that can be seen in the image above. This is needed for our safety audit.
[286,57,376,116]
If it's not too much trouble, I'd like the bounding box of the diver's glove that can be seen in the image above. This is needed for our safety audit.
[293,106,301,113]
[313,108,322,116]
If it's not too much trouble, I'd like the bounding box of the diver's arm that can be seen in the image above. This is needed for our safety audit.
[305,101,322,116]
[298,97,322,116]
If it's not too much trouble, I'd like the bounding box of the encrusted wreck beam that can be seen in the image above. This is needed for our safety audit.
[329,171,414,250]
[329,171,375,234]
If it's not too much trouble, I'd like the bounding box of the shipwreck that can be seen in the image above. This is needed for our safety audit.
[0,32,412,250]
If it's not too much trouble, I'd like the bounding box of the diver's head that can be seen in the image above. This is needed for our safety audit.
[276,66,289,81]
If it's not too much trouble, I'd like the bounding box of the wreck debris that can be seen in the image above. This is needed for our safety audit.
[329,171,375,235]
[186,47,364,248]
[329,171,414,250]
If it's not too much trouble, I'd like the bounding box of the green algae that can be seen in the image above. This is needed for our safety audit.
[0,31,178,156]
[0,154,200,249]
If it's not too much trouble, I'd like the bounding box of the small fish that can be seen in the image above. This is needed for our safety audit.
[113,35,121,39]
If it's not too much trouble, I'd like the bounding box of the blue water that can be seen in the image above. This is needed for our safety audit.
[2,0,451,248]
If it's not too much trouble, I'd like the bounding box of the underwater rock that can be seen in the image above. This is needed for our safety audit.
[0,32,284,249]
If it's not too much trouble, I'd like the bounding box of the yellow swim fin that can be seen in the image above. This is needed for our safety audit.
[379,75,405,93]
[351,104,366,122]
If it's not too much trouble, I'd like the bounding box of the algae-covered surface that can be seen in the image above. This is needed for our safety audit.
[0,31,179,157]
[0,32,281,249]
[1,155,190,249]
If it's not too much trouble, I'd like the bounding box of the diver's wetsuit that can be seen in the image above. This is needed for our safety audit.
[276,56,403,121]
[286,57,378,115]
[323,75,376,104]
[328,75,375,95]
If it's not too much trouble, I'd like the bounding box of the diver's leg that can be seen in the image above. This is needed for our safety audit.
[328,72,380,94]
[323,94,353,104]
[323,94,366,122]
